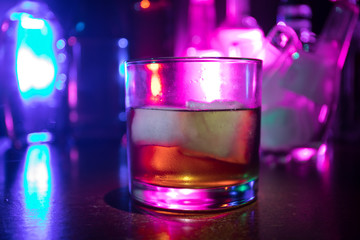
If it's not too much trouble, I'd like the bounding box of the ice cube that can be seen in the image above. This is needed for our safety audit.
[131,108,184,146]
[181,101,257,164]
[186,100,243,110]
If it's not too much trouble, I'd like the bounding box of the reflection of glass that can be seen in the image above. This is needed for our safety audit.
[0,1,68,148]
[131,205,258,239]
[22,144,52,239]
[126,57,262,211]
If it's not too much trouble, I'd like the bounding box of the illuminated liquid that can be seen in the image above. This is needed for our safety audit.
[128,107,260,189]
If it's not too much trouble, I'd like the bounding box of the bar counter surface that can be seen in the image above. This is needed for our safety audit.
[0,137,359,240]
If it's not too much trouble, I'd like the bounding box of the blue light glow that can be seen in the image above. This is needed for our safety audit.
[118,37,129,79]
[27,132,53,143]
[57,53,66,63]
[292,52,300,60]
[118,38,128,48]
[75,21,85,32]
[118,111,127,122]
[56,39,66,49]
[23,144,52,239]
[55,73,67,90]
[15,14,58,100]
[119,61,126,77]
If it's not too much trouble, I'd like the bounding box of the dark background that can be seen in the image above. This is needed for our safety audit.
[0,0,333,59]
[0,0,339,141]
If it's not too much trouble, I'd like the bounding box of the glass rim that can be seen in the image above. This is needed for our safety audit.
[126,57,262,65]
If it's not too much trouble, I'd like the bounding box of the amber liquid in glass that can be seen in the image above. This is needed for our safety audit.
[128,107,260,189]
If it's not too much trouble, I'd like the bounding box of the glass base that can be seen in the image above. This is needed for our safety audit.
[130,179,258,212]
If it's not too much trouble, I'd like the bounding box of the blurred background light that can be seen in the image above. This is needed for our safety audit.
[15,15,57,101]
[75,21,85,32]
[27,132,53,144]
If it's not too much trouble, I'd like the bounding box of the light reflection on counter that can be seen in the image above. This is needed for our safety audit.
[131,203,258,240]
[22,143,52,240]
[316,143,332,189]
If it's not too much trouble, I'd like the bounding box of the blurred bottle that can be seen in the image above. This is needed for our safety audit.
[213,0,264,58]
[276,0,316,52]
[333,0,360,143]
[0,0,69,148]
[180,0,221,57]
[261,0,359,154]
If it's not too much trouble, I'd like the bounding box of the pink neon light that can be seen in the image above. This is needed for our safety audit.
[69,111,78,123]
[318,105,328,123]
[292,148,317,161]
[1,22,9,32]
[70,147,79,163]
[67,36,77,46]
[4,106,14,138]
[68,80,77,108]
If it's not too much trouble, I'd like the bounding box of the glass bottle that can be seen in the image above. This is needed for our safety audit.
[332,0,360,143]
[181,0,221,57]
[213,0,264,58]
[261,0,359,155]
[276,0,316,52]
[0,0,69,148]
